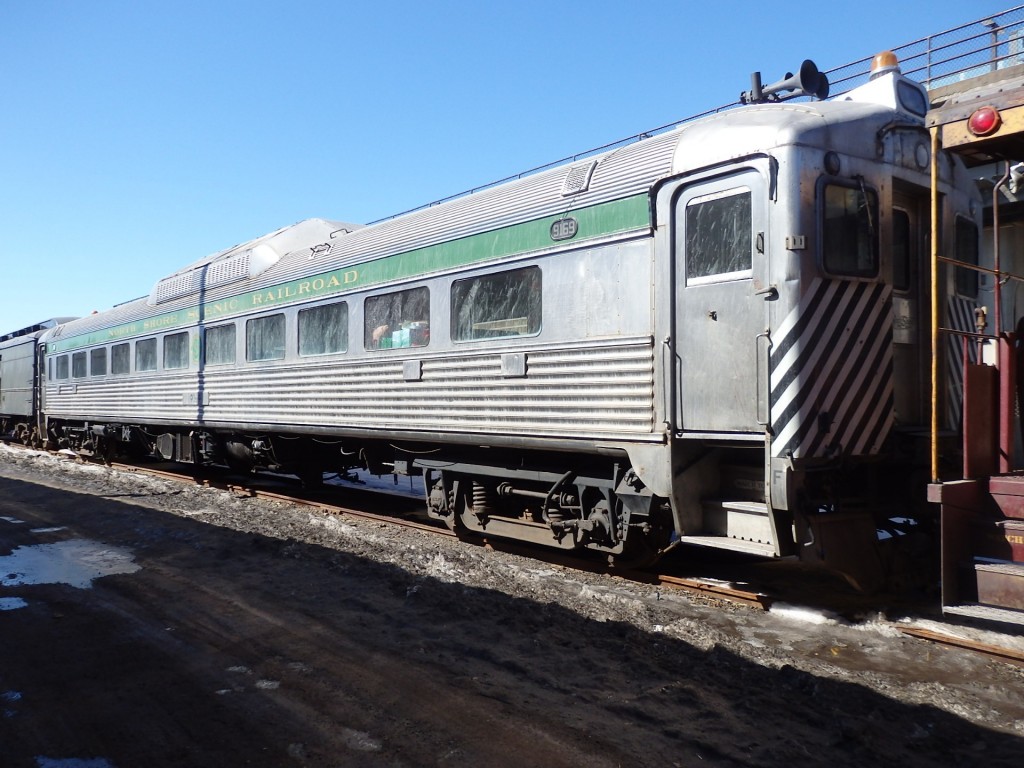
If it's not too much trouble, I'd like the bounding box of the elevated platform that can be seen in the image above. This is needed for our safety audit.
[930,477,1024,619]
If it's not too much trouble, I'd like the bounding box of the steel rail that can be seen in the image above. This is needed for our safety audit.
[471,536,771,609]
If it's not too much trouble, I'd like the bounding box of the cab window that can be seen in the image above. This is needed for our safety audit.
[892,209,912,292]
[822,182,879,277]
[955,217,980,298]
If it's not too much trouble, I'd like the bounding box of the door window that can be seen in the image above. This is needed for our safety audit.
[683,188,752,284]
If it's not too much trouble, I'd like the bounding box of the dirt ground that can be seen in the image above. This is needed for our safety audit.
[1,444,1023,768]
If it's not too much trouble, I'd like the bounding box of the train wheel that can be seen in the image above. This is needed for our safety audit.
[608,502,675,570]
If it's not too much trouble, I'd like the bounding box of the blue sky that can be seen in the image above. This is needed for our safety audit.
[0,1,1016,332]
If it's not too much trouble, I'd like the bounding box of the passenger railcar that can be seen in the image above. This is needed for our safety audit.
[0,319,75,444]
[18,57,982,575]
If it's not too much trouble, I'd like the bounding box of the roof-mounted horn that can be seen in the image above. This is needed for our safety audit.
[740,59,830,105]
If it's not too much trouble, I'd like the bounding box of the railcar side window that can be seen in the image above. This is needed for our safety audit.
[111,343,130,375]
[90,348,107,377]
[822,182,879,277]
[164,331,190,370]
[299,302,348,356]
[204,323,236,365]
[55,355,69,380]
[364,287,429,349]
[954,217,980,298]
[451,267,541,341]
[136,338,157,372]
[72,351,87,378]
[247,314,286,361]
[684,188,752,284]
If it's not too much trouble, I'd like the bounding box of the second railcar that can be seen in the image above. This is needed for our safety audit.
[1,319,75,444]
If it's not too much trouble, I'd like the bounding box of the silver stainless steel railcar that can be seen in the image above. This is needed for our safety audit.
[35,58,980,572]
[1,319,76,444]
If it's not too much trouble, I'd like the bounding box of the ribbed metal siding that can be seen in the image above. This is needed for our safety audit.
[46,338,656,441]
[46,378,197,422]
[207,339,655,437]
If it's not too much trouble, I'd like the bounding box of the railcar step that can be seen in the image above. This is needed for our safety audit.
[699,500,776,555]
[678,534,777,558]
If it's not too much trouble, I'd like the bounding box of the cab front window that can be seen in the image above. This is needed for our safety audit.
[822,181,879,278]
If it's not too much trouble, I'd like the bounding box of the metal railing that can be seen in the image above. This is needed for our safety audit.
[826,5,1024,96]
[373,7,1024,223]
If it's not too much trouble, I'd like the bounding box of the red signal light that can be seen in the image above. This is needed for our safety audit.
[968,106,1001,137]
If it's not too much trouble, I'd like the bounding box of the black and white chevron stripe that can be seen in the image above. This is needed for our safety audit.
[769,279,894,459]
[945,294,978,430]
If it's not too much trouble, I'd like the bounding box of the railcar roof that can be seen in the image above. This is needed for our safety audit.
[0,318,78,344]
[48,95,903,344]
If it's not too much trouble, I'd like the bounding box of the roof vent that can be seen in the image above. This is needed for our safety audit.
[148,243,281,305]
[561,160,597,196]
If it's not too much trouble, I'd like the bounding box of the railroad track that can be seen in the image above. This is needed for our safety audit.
[114,457,774,609]
[6,441,1024,667]
[58,449,772,611]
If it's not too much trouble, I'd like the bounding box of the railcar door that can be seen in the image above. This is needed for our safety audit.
[891,187,929,427]
[673,168,767,433]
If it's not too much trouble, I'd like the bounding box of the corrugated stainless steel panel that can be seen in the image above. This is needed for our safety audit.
[202,340,655,437]
[46,378,198,422]
[48,339,656,441]
[0,337,37,417]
